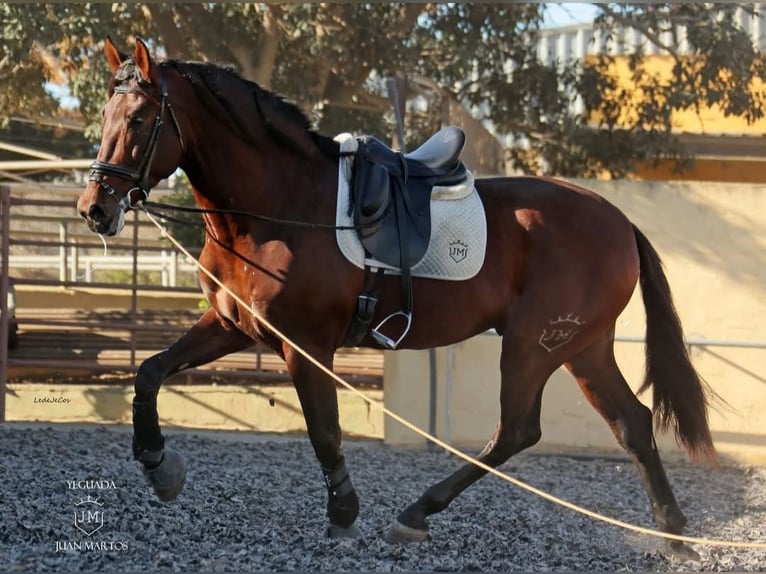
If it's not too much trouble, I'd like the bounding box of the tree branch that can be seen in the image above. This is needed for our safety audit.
[248,4,282,87]
[142,4,189,59]
[595,4,681,60]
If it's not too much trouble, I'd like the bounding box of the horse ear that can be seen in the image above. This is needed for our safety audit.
[104,37,127,74]
[133,37,160,86]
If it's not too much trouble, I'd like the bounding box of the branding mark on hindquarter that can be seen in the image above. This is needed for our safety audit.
[538,313,586,352]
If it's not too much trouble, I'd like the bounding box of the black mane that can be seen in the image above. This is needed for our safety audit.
[166,59,337,157]
[111,57,336,157]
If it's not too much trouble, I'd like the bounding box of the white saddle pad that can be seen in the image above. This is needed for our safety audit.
[334,133,487,281]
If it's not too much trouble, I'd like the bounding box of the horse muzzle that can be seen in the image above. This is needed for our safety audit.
[78,195,126,237]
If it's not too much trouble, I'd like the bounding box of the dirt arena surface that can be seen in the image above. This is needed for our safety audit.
[1,423,764,572]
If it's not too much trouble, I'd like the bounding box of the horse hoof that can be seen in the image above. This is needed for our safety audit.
[142,448,187,502]
[326,522,363,539]
[662,540,701,562]
[385,519,429,543]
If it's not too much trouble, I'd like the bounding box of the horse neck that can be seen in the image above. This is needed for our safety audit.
[181,125,338,229]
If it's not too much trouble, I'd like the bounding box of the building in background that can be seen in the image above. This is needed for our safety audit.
[537,7,766,182]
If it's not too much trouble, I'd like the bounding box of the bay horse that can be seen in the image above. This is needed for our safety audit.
[77,38,715,559]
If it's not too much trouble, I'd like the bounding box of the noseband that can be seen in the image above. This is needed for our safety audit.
[89,67,184,210]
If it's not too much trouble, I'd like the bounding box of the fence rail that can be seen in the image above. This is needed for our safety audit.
[10,308,383,385]
[8,203,200,286]
[0,185,382,423]
[8,252,197,286]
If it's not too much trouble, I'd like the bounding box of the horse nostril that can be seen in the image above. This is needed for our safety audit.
[87,204,106,222]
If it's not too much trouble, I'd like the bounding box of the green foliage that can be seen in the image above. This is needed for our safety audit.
[0,120,93,171]
[159,175,205,250]
[1,3,764,178]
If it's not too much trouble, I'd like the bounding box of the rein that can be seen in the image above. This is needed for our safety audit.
[142,200,380,232]
[89,66,184,210]
[90,61,376,232]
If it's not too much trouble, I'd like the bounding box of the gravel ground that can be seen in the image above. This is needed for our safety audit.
[1,424,764,572]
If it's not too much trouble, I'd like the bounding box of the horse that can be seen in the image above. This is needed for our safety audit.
[77,38,715,560]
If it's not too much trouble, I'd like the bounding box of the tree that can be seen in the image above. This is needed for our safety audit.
[1,3,764,178]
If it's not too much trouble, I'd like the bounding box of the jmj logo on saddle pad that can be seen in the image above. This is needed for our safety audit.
[538,314,586,352]
[448,240,469,263]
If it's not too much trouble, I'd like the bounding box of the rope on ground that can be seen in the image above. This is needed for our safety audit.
[142,207,766,551]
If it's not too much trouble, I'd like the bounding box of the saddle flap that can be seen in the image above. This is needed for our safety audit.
[352,157,391,239]
[358,185,432,269]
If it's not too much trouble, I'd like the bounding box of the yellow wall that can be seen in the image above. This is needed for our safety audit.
[384,180,766,464]
[635,158,766,183]
[7,383,384,439]
[588,55,766,182]
[589,55,766,135]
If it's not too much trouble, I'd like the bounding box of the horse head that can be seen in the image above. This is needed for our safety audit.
[78,38,184,236]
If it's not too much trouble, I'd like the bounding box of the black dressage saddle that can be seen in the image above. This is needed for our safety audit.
[350,126,467,268]
[345,126,468,349]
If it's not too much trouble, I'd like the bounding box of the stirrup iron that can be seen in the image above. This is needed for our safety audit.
[371,310,412,350]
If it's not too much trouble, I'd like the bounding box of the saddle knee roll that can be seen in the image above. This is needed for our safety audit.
[354,162,391,239]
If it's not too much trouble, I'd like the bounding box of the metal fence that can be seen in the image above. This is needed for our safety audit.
[8,251,195,286]
[0,185,382,421]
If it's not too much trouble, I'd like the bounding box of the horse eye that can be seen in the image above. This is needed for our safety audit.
[128,115,144,127]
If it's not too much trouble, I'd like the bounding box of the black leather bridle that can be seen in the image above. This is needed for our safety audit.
[88,66,184,210]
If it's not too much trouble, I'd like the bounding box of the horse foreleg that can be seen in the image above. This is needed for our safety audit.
[133,308,253,501]
[283,343,361,538]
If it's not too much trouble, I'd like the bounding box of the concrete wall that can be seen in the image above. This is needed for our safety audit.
[7,383,384,440]
[384,180,766,464]
[14,285,203,311]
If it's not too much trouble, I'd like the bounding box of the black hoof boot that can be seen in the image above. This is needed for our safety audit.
[385,519,429,543]
[662,540,701,562]
[142,448,187,502]
[326,522,363,539]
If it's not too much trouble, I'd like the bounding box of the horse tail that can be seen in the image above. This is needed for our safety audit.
[633,225,717,463]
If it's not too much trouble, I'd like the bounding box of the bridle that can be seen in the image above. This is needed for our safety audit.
[88,63,378,234]
[89,66,184,210]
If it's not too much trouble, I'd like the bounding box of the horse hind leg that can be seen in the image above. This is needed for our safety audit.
[564,332,700,561]
[387,335,553,542]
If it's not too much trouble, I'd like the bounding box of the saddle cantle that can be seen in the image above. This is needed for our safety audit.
[350,126,467,269]
[344,126,469,349]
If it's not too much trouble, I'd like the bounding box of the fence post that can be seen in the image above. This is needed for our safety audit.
[170,250,178,287]
[70,241,79,282]
[0,186,11,422]
[161,249,169,287]
[59,221,68,282]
